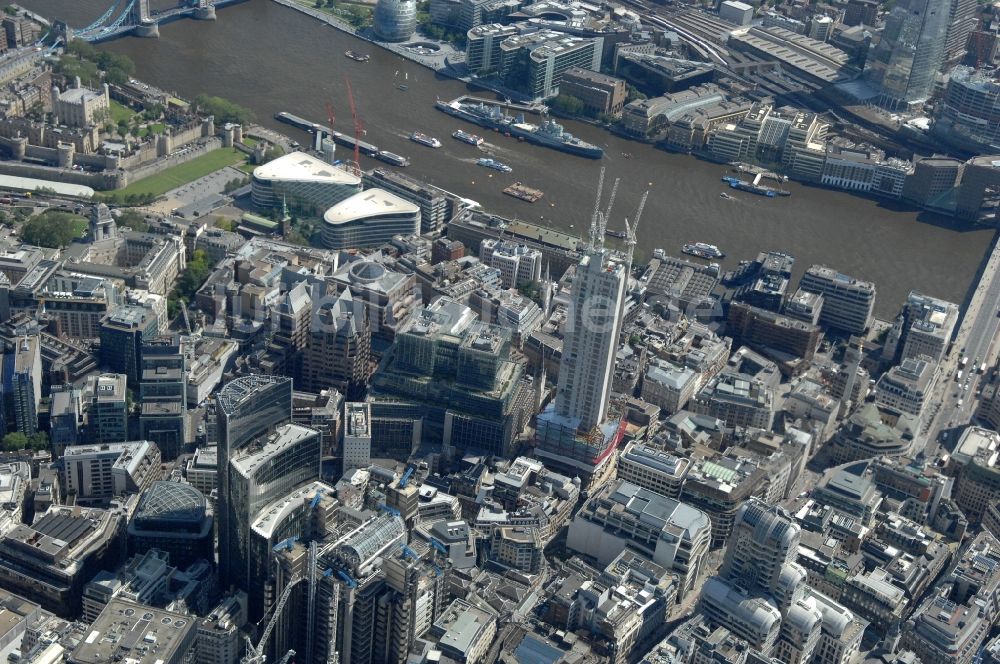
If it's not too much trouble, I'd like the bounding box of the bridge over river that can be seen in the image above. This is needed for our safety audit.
[51,0,247,43]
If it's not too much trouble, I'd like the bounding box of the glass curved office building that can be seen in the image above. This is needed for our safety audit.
[251,151,362,215]
[373,0,417,42]
[127,481,213,569]
[230,422,321,618]
[215,375,293,598]
[321,188,421,250]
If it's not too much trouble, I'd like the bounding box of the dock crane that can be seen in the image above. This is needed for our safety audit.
[242,576,301,664]
[345,77,363,176]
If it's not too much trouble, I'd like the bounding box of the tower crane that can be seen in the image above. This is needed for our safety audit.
[242,577,300,664]
[345,77,362,176]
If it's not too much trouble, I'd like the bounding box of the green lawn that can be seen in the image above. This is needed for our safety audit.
[70,218,88,238]
[116,148,246,198]
[109,100,134,124]
[138,123,166,138]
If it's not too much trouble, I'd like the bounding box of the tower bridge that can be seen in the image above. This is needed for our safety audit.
[54,0,247,44]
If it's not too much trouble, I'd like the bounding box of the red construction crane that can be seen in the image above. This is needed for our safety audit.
[345,77,362,176]
[325,100,335,129]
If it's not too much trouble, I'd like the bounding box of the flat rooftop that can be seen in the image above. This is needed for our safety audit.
[71,599,194,664]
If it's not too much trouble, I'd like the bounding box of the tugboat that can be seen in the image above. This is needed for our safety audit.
[682,242,725,259]
[453,129,485,146]
[476,158,512,173]
[605,229,628,239]
[345,50,370,62]
[410,131,442,148]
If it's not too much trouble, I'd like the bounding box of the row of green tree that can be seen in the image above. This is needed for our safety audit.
[192,94,255,125]
[97,191,158,207]
[21,210,88,249]
[167,249,212,318]
[1,431,48,452]
[57,41,136,87]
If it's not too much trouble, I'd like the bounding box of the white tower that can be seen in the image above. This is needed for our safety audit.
[551,171,645,433]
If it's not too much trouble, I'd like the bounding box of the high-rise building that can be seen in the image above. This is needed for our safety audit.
[301,289,372,400]
[496,29,603,99]
[251,151,362,215]
[864,0,951,109]
[197,592,247,664]
[883,291,960,365]
[697,500,868,664]
[99,304,160,386]
[84,373,129,444]
[2,334,40,435]
[479,238,542,289]
[371,297,533,458]
[937,67,1000,152]
[799,265,876,335]
[343,402,372,472]
[215,375,293,593]
[70,599,197,664]
[272,513,415,664]
[49,385,84,455]
[228,423,321,618]
[138,337,187,459]
[62,440,161,505]
[944,0,980,66]
[844,0,878,27]
[364,169,451,236]
[534,180,641,490]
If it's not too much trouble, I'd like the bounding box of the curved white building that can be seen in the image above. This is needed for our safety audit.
[251,151,362,214]
[321,188,420,250]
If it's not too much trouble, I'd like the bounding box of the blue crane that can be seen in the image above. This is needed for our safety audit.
[272,536,298,552]
[401,545,419,561]
[399,466,415,488]
[337,569,358,589]
[310,491,322,510]
[429,537,448,556]
[377,503,401,517]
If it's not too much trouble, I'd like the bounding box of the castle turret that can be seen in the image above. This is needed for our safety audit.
[56,142,75,169]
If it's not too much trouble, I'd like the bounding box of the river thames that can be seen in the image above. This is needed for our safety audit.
[22,0,996,317]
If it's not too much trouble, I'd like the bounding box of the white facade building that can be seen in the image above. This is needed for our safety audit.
[479,239,542,289]
[343,402,372,472]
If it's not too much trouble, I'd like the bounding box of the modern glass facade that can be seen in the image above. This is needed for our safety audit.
[230,423,321,619]
[127,481,213,568]
[937,67,1000,151]
[251,152,362,215]
[215,375,293,594]
[864,0,949,109]
[320,190,421,251]
[374,0,417,42]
